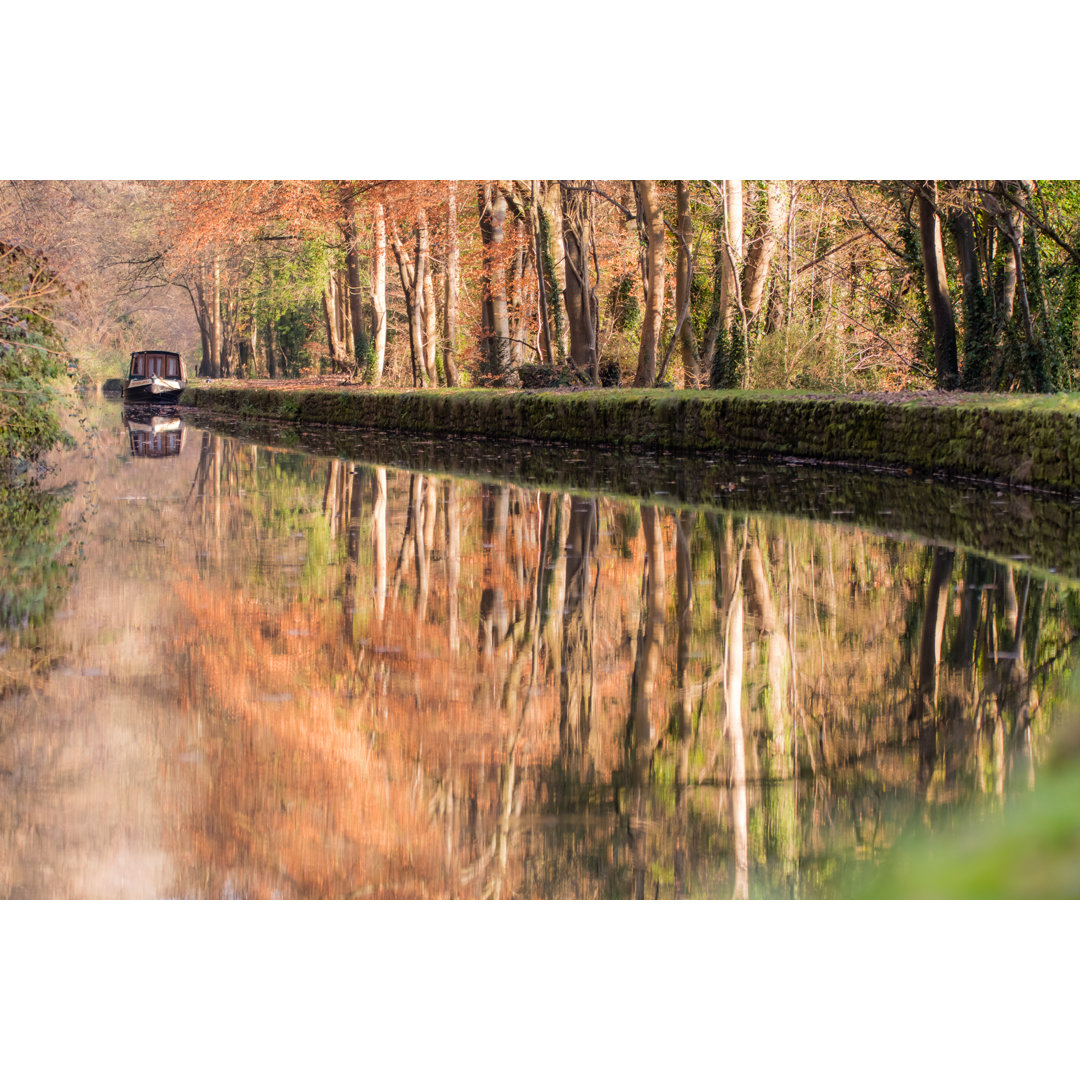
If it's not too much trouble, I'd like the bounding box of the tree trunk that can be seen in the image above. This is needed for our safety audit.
[478,183,511,383]
[338,267,354,360]
[700,208,727,369]
[423,255,438,385]
[948,198,991,387]
[917,181,959,389]
[443,184,459,386]
[561,181,598,381]
[249,318,258,376]
[541,182,570,360]
[321,280,344,372]
[718,180,744,332]
[530,181,556,367]
[741,180,784,323]
[675,181,700,387]
[209,255,222,379]
[413,208,437,386]
[997,183,1020,325]
[265,319,277,378]
[342,190,370,369]
[633,180,665,387]
[371,203,387,382]
[192,268,212,377]
[390,219,423,387]
[509,219,527,368]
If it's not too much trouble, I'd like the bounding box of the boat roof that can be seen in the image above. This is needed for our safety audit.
[131,349,181,357]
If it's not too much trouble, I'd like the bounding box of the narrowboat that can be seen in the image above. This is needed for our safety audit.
[123,350,186,403]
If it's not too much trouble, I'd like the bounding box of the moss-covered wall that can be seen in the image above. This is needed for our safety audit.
[179,386,1080,495]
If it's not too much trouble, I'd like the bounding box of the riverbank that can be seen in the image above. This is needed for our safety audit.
[178,382,1080,496]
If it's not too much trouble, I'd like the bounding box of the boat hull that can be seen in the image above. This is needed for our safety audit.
[123,377,186,404]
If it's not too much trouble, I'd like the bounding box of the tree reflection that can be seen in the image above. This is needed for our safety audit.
[159,432,1080,898]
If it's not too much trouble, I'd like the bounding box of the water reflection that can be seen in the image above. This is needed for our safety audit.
[124,407,186,458]
[2,409,1079,898]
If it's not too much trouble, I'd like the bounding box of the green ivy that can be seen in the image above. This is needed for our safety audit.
[0,243,68,467]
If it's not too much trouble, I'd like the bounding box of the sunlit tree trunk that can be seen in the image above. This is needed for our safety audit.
[371,203,387,382]
[248,317,258,376]
[541,181,570,360]
[443,184,460,386]
[530,181,556,367]
[742,180,785,323]
[675,182,700,387]
[478,183,512,383]
[210,255,222,378]
[422,248,439,385]
[414,209,435,385]
[389,216,433,387]
[508,220,526,368]
[633,180,665,387]
[718,180,744,332]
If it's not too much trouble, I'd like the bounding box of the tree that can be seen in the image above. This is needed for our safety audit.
[478,183,513,384]
[916,181,959,389]
[632,180,665,387]
[0,242,67,464]
[563,182,599,383]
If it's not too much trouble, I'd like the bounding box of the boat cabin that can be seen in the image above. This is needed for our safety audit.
[130,351,185,380]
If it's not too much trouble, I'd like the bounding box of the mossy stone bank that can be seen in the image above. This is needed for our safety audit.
[179,385,1080,496]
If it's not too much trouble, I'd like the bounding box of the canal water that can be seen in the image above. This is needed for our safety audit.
[2,400,1078,899]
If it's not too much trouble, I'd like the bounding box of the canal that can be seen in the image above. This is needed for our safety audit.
[2,399,1077,898]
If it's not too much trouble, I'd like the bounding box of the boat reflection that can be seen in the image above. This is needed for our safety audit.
[124,408,186,458]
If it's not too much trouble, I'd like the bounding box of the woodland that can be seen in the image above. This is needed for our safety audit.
[4,179,1080,465]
